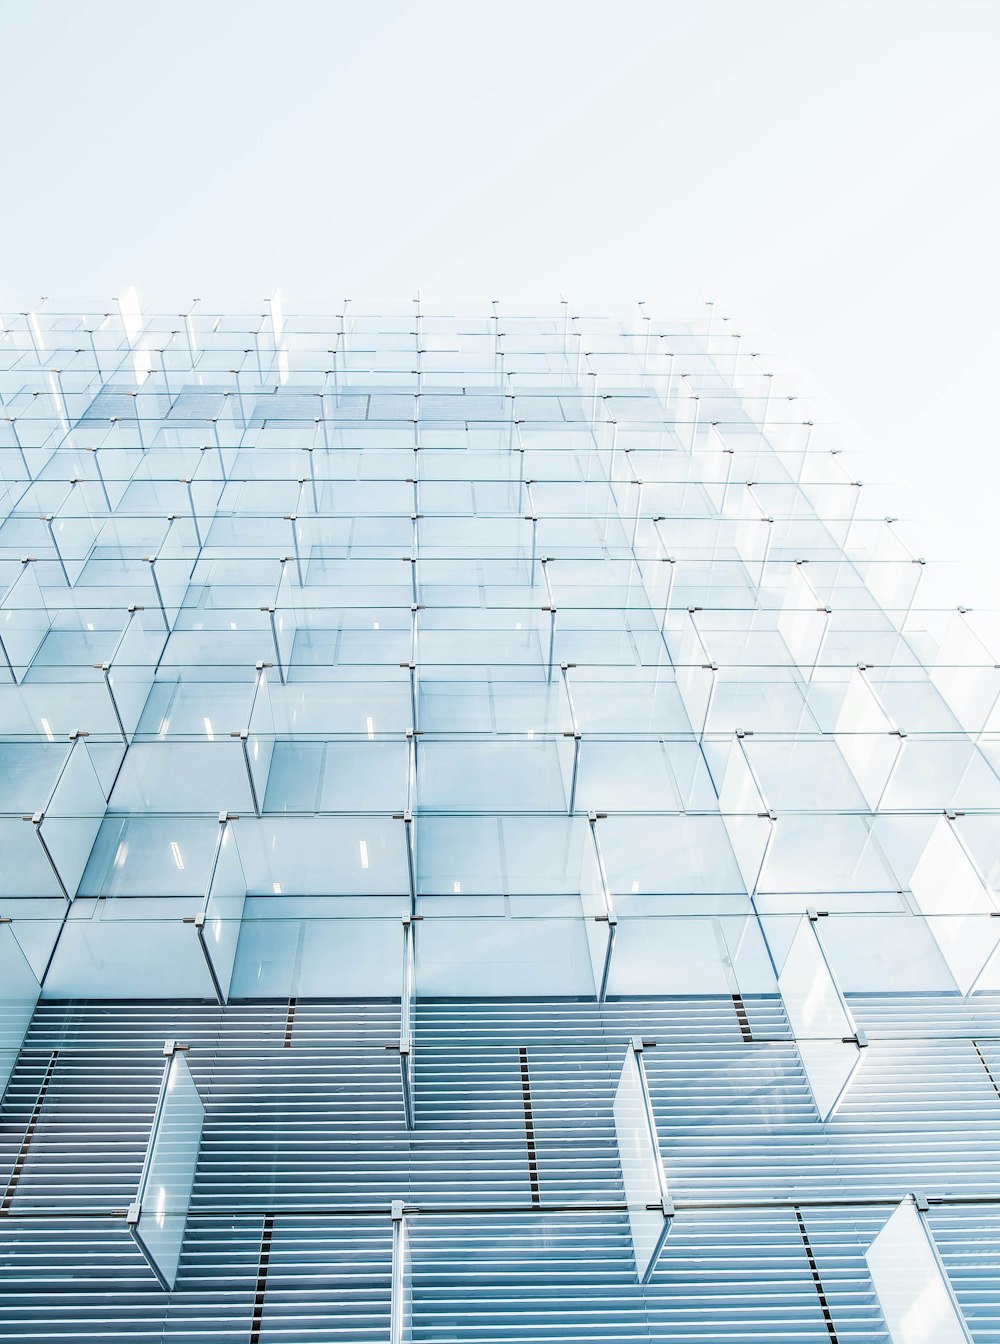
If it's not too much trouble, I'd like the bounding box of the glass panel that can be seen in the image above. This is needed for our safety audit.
[717,737,771,894]
[128,1049,205,1291]
[108,609,164,735]
[41,736,108,900]
[236,817,408,895]
[246,667,275,810]
[44,911,217,998]
[777,917,864,1120]
[230,914,404,998]
[199,824,246,1002]
[0,563,50,682]
[927,612,1000,733]
[909,817,998,993]
[608,914,776,995]
[778,564,827,669]
[612,1042,671,1282]
[417,742,568,812]
[0,814,66,896]
[674,614,714,737]
[834,670,901,809]
[108,741,253,813]
[415,917,595,996]
[866,1200,972,1344]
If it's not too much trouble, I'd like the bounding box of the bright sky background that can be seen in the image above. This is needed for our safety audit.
[2,0,998,601]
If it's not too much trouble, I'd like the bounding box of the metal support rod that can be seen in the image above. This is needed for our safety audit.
[184,480,202,548]
[95,662,128,743]
[399,916,416,1130]
[403,812,416,914]
[262,606,285,684]
[42,515,70,585]
[145,558,169,630]
[25,812,70,901]
[89,447,112,511]
[233,731,261,817]
[389,1201,408,1344]
[588,813,617,1002]
[566,732,582,814]
[286,515,303,585]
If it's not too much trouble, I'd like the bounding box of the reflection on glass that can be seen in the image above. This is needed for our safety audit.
[612,1039,672,1282]
[909,817,998,994]
[777,917,865,1119]
[196,820,246,1002]
[866,1199,972,1344]
[127,1045,204,1290]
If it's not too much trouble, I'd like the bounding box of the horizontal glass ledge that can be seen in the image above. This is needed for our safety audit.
[0,467,872,480]
[0,509,910,526]
[7,805,1000,820]
[17,905,1000,921]
[13,906,1000,999]
[1,591,965,611]
[0,453,853,473]
[0,729,994,744]
[0,413,832,428]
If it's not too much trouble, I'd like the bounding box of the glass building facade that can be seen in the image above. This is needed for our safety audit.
[0,298,999,1341]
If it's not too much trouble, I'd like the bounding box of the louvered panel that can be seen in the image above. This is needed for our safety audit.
[22,1003,228,1053]
[646,1041,1000,1201]
[0,1220,170,1341]
[646,1209,887,1343]
[405,1209,888,1343]
[192,1048,410,1210]
[413,996,791,1046]
[409,1212,650,1343]
[163,1217,392,1343]
[23,1001,400,1053]
[9,1003,1000,1223]
[5,997,1000,1335]
[0,1050,163,1212]
[928,1207,1000,1340]
[850,994,1000,1039]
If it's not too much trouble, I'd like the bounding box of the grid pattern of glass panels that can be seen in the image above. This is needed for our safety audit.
[1,300,1000,1341]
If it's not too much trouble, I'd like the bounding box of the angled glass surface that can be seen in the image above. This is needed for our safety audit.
[37,735,108,899]
[127,1046,205,1290]
[908,815,998,994]
[866,1200,973,1344]
[612,1040,672,1282]
[197,821,246,1002]
[777,917,864,1119]
[717,735,771,895]
[0,563,50,682]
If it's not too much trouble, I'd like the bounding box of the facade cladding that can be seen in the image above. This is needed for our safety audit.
[1,297,999,1344]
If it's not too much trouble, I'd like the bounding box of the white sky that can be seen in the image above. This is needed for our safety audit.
[2,0,998,602]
